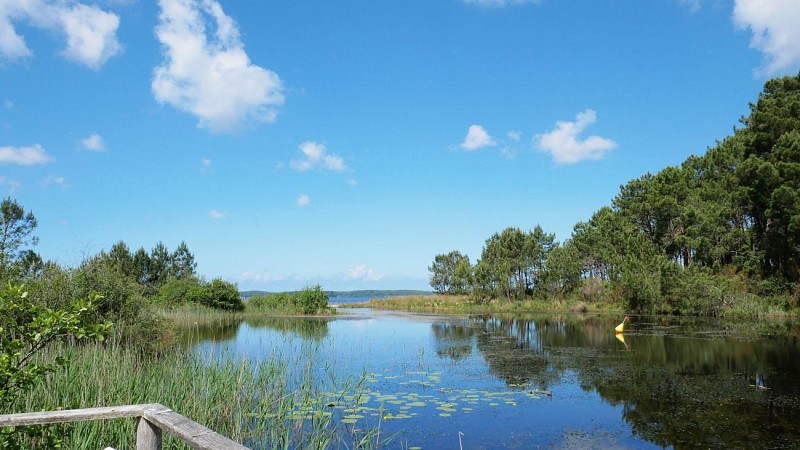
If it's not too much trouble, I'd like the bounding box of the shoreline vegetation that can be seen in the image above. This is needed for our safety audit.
[341,294,798,320]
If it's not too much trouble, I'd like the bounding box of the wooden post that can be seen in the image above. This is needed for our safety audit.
[136,417,162,450]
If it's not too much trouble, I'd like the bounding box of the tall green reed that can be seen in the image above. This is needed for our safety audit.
[8,340,386,449]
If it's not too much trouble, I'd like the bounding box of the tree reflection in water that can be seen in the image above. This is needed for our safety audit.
[176,316,330,344]
[429,314,800,448]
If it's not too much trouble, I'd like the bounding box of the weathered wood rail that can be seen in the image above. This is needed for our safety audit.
[0,403,250,450]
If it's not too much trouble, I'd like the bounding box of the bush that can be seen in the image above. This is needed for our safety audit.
[155,277,203,308]
[187,278,244,311]
[293,285,329,314]
[248,292,291,311]
[246,286,329,315]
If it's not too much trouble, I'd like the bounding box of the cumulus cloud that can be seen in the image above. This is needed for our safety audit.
[345,264,385,282]
[463,0,539,6]
[290,141,348,172]
[208,209,226,219]
[507,130,522,142]
[296,193,310,207]
[535,109,617,165]
[0,144,54,165]
[733,0,800,76]
[0,0,121,69]
[152,0,284,133]
[80,133,106,151]
[460,124,497,151]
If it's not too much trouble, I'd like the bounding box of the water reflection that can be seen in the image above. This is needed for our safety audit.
[177,316,330,344]
[429,314,800,448]
[187,311,800,448]
[244,317,329,341]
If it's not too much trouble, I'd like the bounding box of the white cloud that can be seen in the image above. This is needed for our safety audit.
[0,144,54,165]
[41,175,68,187]
[3,99,12,109]
[0,176,21,195]
[345,264,385,282]
[208,209,226,219]
[152,0,284,133]
[201,158,212,168]
[0,0,121,69]
[240,271,287,284]
[296,193,310,207]
[535,109,617,165]
[290,141,348,172]
[80,133,106,151]
[507,130,522,142]
[733,0,800,76]
[463,0,539,7]
[460,124,497,151]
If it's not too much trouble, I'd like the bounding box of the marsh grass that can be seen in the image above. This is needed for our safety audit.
[348,295,625,314]
[7,342,385,449]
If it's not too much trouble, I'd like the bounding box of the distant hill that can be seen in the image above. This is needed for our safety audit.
[239,289,432,300]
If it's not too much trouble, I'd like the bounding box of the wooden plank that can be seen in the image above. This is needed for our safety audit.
[141,406,249,450]
[0,403,251,450]
[0,404,158,427]
[136,417,163,450]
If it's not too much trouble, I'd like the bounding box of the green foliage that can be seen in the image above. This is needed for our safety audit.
[0,284,111,410]
[154,277,203,307]
[24,257,170,354]
[542,244,582,297]
[188,278,244,311]
[478,226,555,301]
[293,285,329,314]
[428,251,471,295]
[99,240,198,290]
[170,241,197,280]
[248,292,292,311]
[0,199,39,284]
[247,286,330,315]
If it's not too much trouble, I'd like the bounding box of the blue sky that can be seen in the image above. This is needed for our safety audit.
[2,0,799,291]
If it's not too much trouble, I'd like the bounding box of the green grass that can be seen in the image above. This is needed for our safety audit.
[344,294,626,314]
[6,343,385,449]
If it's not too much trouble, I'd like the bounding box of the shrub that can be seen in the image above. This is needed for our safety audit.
[246,287,329,315]
[0,284,111,409]
[155,277,203,308]
[188,278,244,311]
[293,285,329,314]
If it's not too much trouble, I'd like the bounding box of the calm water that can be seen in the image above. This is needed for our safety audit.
[187,307,800,449]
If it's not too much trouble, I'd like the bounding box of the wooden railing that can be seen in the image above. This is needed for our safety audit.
[0,403,250,450]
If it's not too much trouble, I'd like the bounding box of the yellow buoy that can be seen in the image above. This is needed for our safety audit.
[614,315,629,334]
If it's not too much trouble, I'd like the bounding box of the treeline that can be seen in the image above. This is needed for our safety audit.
[430,73,800,316]
[0,198,244,352]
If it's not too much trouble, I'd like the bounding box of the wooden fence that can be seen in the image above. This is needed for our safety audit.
[0,403,250,450]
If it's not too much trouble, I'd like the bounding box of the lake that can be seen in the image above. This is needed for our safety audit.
[186,307,800,449]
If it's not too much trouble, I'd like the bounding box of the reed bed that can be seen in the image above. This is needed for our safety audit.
[8,342,384,449]
[351,295,625,314]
